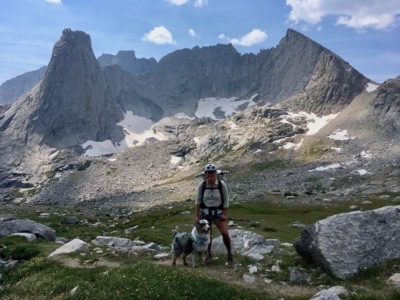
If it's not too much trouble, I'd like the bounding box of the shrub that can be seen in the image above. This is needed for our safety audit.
[77,160,92,171]
[0,244,40,260]
[263,226,277,232]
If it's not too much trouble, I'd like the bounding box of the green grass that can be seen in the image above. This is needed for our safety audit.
[0,258,278,300]
[77,160,92,171]
[249,159,287,172]
[0,196,399,300]
[105,168,117,176]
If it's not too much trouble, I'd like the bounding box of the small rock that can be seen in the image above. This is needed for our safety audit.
[242,274,255,283]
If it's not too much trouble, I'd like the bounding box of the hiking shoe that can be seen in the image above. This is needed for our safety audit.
[227,253,234,262]
[204,253,212,261]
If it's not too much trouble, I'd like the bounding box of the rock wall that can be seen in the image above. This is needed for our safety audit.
[98,50,157,75]
[0,66,47,104]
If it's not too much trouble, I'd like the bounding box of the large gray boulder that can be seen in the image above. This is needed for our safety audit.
[48,238,89,257]
[91,236,134,248]
[293,205,400,279]
[212,229,279,256]
[0,219,56,241]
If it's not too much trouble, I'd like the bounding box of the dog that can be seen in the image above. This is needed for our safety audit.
[171,219,211,268]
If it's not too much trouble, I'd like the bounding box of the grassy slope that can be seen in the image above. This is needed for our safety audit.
[1,194,400,299]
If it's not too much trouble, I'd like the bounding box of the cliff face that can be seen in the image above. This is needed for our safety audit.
[0,29,125,187]
[373,76,400,132]
[98,50,157,74]
[109,29,369,118]
[0,28,373,188]
[0,66,47,104]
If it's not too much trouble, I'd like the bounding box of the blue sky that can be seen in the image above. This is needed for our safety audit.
[0,0,399,85]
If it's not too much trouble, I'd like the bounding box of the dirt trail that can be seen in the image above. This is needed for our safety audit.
[156,257,317,298]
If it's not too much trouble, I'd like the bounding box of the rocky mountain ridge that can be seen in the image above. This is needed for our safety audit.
[0,28,397,204]
[0,51,156,106]
[21,78,400,209]
[0,66,47,105]
[98,50,157,75]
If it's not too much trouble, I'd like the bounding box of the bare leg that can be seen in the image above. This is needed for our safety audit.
[214,219,231,252]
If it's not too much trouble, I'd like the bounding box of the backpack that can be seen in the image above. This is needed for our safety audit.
[179,233,193,252]
[200,179,224,210]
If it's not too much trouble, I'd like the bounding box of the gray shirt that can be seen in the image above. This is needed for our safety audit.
[195,180,229,214]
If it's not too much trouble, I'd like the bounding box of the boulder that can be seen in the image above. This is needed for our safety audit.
[49,239,89,257]
[61,216,80,225]
[212,229,279,256]
[310,286,348,300]
[294,205,400,279]
[0,219,56,241]
[91,236,133,248]
[0,215,17,223]
[387,273,400,286]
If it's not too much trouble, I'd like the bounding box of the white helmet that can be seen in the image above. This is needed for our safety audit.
[204,164,217,172]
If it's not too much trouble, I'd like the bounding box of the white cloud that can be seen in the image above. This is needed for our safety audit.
[218,33,226,39]
[165,0,207,7]
[317,26,322,31]
[166,0,189,5]
[194,0,208,7]
[286,0,400,30]
[189,28,197,37]
[142,26,177,45]
[45,0,62,4]
[228,29,267,46]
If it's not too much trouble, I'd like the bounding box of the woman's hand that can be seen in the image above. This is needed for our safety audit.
[220,214,227,221]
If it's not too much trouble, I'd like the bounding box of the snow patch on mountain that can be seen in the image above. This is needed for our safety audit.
[281,138,303,150]
[309,163,342,172]
[195,95,258,120]
[328,129,355,141]
[227,121,239,130]
[170,156,182,164]
[82,111,168,156]
[174,112,194,120]
[280,112,339,135]
[366,83,379,93]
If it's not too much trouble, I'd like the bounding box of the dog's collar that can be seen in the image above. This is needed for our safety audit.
[196,236,208,245]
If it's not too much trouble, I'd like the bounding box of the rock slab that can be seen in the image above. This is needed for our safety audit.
[294,206,400,279]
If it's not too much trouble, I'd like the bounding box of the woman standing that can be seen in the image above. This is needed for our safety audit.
[195,163,233,261]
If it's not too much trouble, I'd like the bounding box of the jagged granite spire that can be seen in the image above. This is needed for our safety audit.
[0,29,125,187]
[1,28,124,150]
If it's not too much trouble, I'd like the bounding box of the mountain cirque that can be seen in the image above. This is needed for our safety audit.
[0,28,399,208]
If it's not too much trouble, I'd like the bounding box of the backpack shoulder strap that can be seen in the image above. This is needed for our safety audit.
[200,181,206,208]
[217,179,224,209]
